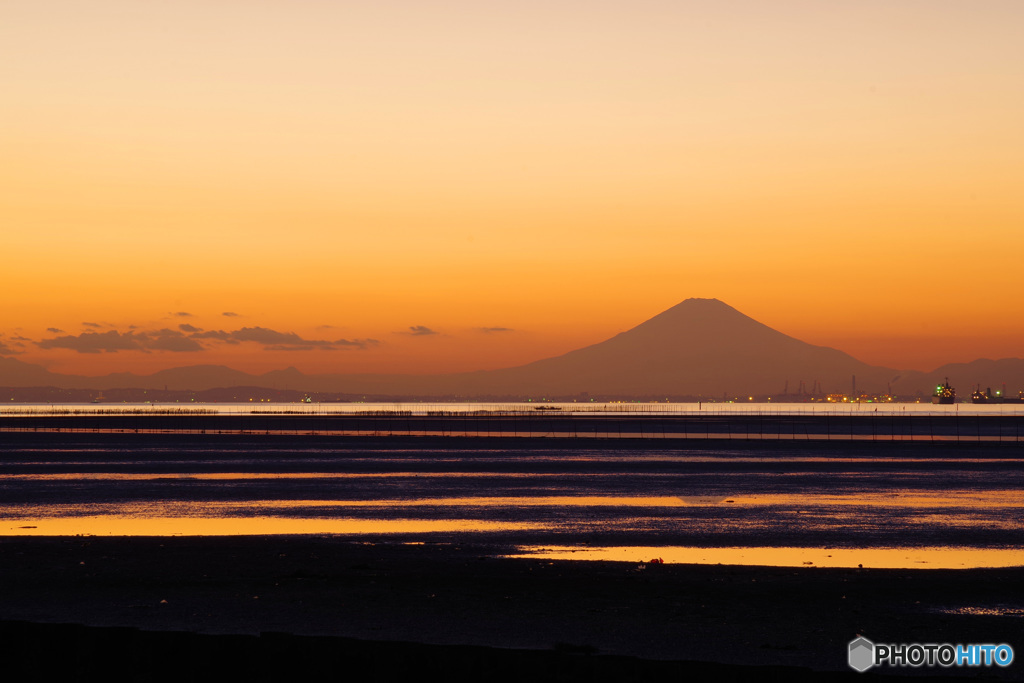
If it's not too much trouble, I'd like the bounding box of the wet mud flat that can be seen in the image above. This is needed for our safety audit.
[2,431,1023,552]
[1,537,1021,681]
[2,430,1022,679]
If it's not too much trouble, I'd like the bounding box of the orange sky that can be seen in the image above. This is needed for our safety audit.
[3,1,1023,376]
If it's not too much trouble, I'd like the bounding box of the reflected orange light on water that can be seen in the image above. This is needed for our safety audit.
[0,472,604,481]
[512,546,1024,570]
[2,496,694,515]
[233,496,690,508]
[3,517,544,537]
[722,492,1024,510]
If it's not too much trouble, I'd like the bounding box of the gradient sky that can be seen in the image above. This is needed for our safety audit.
[3,1,1023,376]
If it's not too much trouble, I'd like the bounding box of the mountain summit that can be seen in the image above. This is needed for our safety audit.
[447,298,898,396]
[2,300,916,397]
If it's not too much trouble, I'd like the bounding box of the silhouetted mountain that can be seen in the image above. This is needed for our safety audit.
[140,365,262,391]
[256,299,906,397]
[430,298,900,397]
[0,358,269,392]
[4,299,1019,398]
[0,357,72,387]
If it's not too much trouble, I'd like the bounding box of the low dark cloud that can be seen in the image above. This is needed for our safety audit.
[30,321,375,355]
[336,338,378,348]
[47,327,64,334]
[192,329,232,341]
[0,335,24,355]
[173,311,193,318]
[231,327,312,345]
[477,327,514,334]
[222,311,240,317]
[81,322,102,328]
[191,326,377,350]
[141,329,204,352]
[38,329,203,353]
[402,325,438,336]
[40,330,142,353]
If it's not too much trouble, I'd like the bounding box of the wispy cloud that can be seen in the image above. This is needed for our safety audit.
[222,311,240,317]
[38,329,203,353]
[81,322,102,328]
[192,326,377,350]
[142,329,204,352]
[234,327,318,345]
[0,335,24,355]
[172,311,193,317]
[401,325,439,336]
[29,320,377,355]
[477,327,514,334]
[39,330,143,353]
[333,338,379,349]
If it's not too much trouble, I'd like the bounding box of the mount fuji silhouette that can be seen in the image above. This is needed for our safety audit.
[431,298,897,397]
[6,298,1021,398]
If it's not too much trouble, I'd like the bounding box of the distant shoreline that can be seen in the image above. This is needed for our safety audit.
[2,410,1023,444]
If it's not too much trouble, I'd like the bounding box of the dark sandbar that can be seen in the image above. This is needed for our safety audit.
[2,536,1020,681]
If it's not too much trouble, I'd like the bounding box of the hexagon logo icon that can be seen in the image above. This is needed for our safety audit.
[848,637,875,672]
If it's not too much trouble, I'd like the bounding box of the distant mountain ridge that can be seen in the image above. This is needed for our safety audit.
[0,358,303,393]
[890,358,1024,399]
[443,298,896,396]
[3,299,1023,398]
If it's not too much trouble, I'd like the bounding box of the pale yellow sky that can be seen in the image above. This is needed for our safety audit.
[2,1,1023,375]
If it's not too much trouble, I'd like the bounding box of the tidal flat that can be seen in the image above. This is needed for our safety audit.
[1,427,1022,680]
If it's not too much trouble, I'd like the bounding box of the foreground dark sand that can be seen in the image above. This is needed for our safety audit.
[2,536,1020,681]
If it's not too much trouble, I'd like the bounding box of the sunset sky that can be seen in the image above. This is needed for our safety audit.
[3,1,1023,377]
